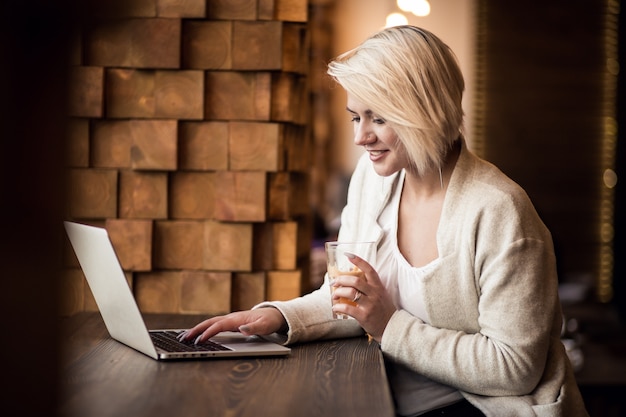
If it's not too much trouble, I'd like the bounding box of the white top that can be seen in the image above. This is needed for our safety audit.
[376,171,463,416]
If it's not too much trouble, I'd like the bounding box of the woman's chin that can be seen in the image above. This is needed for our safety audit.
[372,164,400,177]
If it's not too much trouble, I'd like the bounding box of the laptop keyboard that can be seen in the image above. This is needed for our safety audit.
[150,331,232,352]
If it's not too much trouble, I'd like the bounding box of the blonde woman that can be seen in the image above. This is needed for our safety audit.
[181,26,588,417]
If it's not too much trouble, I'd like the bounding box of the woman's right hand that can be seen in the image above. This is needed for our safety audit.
[178,307,287,344]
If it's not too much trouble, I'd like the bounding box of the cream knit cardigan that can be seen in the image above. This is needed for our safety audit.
[259,140,588,416]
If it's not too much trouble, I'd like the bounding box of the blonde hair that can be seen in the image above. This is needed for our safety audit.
[327,25,465,174]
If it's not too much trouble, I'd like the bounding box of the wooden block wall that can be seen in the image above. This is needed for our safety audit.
[62,0,312,316]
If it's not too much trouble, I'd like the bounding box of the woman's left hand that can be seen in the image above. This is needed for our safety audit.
[331,254,396,343]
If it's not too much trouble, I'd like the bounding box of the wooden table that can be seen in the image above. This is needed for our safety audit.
[59,313,395,417]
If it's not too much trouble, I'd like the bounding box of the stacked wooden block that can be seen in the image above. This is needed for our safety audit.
[62,0,312,316]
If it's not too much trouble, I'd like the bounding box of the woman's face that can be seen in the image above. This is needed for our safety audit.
[346,94,409,177]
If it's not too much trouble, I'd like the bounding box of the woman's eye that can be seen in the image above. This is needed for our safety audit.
[350,116,360,123]
[373,118,386,125]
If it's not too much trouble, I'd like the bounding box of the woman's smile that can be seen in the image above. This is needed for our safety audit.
[366,148,388,160]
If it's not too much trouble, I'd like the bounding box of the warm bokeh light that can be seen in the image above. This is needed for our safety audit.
[412,0,431,16]
[603,168,618,188]
[385,12,409,27]
[396,0,431,17]
[397,0,415,12]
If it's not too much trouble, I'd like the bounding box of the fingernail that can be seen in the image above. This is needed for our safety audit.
[345,252,356,259]
[239,325,251,333]
[194,335,202,345]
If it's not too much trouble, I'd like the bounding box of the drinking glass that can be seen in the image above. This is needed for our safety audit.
[325,241,376,319]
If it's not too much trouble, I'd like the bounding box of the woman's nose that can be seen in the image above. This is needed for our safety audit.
[354,131,375,146]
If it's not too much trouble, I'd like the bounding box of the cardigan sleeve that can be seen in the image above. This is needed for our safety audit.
[255,284,364,345]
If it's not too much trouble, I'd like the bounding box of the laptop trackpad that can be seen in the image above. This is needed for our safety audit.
[211,331,260,344]
[211,332,287,351]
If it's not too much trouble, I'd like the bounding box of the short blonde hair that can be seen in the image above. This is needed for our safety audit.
[327,25,465,174]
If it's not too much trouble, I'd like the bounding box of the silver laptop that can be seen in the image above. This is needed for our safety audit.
[64,221,291,360]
